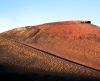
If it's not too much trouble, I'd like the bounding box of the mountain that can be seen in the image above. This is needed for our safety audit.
[0,20,100,80]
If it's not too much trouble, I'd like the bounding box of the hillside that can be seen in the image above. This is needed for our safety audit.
[1,20,100,71]
[0,36,100,80]
[0,20,100,80]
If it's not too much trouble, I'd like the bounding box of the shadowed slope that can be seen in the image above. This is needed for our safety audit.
[1,21,100,71]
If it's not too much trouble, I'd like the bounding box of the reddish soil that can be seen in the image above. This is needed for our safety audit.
[1,20,100,70]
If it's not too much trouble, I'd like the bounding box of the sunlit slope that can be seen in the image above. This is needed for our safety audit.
[1,21,100,70]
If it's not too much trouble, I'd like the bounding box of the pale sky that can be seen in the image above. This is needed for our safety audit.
[0,0,100,32]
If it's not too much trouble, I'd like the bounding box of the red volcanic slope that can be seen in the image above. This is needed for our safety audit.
[39,21,99,37]
[1,20,100,70]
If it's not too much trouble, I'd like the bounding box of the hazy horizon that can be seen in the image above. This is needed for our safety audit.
[0,0,100,33]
